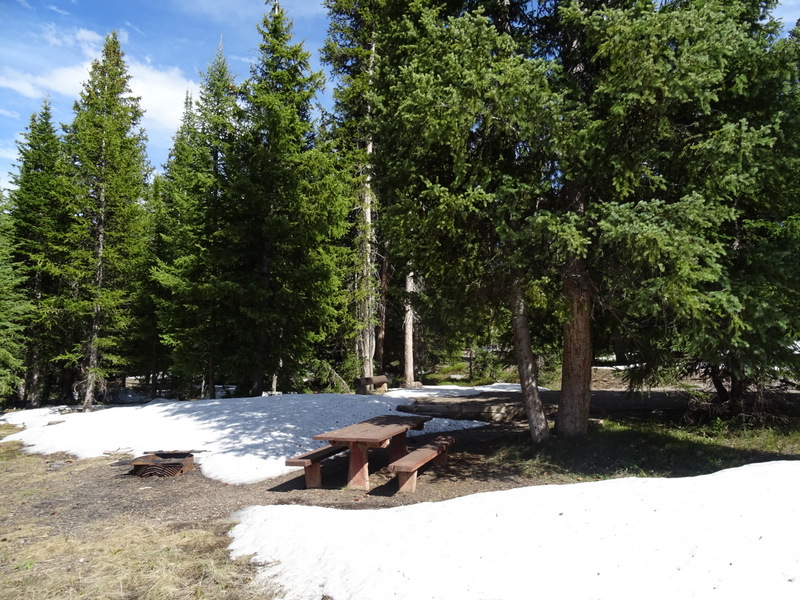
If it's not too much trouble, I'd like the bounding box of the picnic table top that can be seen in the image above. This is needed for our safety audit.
[312,414,432,445]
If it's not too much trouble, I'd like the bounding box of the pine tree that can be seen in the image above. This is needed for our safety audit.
[323,0,385,381]
[154,48,240,399]
[0,192,29,402]
[8,99,73,405]
[226,1,350,394]
[621,11,800,409]
[374,6,558,441]
[126,175,171,399]
[542,0,800,427]
[63,32,149,407]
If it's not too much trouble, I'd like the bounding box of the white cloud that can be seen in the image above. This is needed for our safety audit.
[0,109,20,119]
[0,145,18,161]
[128,60,200,165]
[40,23,104,58]
[47,4,69,16]
[44,62,93,97]
[125,21,145,37]
[129,61,198,133]
[15,0,33,8]
[0,63,90,100]
[0,144,19,193]
[0,68,44,98]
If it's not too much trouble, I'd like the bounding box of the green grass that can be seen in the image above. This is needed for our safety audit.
[487,417,800,485]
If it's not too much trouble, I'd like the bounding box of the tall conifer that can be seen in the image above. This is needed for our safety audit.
[155,48,240,399]
[0,193,28,401]
[63,32,149,407]
[323,0,386,380]
[9,99,73,405]
[228,1,349,394]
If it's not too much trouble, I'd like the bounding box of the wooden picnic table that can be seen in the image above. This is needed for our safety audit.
[312,414,432,490]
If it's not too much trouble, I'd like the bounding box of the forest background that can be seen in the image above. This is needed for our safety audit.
[2,0,800,441]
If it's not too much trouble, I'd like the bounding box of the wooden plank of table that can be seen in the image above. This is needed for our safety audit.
[313,415,431,445]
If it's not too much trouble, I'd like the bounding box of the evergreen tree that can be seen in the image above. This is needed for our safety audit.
[0,192,29,401]
[154,48,239,399]
[227,1,350,394]
[8,99,73,405]
[620,12,800,409]
[323,0,385,381]
[62,32,149,407]
[542,0,800,427]
[127,174,171,399]
[375,5,558,441]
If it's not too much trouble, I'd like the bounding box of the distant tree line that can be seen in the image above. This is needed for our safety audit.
[1,0,799,441]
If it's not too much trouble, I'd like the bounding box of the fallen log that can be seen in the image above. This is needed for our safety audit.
[396,401,526,423]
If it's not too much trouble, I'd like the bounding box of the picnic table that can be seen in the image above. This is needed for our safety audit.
[312,414,432,490]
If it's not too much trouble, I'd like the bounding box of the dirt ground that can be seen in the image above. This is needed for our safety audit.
[0,422,536,530]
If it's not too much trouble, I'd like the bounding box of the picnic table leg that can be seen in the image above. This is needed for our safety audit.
[304,463,322,489]
[347,443,370,490]
[388,432,408,463]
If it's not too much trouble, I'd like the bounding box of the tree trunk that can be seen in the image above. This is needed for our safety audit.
[82,185,107,409]
[82,311,102,408]
[403,271,415,387]
[375,248,390,372]
[205,358,216,399]
[510,279,550,443]
[357,146,377,382]
[710,366,729,403]
[729,373,747,415]
[357,35,379,383]
[557,255,593,437]
[24,350,42,408]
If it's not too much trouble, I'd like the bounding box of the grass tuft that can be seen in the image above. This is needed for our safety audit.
[486,417,800,485]
[0,519,267,600]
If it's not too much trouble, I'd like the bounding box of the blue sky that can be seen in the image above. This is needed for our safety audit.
[1,0,800,192]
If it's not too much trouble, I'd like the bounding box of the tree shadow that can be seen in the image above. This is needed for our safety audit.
[429,419,800,485]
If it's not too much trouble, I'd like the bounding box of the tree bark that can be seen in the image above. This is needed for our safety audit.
[556,255,593,437]
[357,173,376,383]
[375,248,390,372]
[729,373,747,415]
[82,184,107,409]
[710,366,729,403]
[403,271,415,387]
[510,279,550,443]
[357,35,379,384]
[24,350,42,408]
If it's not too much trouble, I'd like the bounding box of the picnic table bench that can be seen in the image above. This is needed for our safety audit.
[284,444,349,489]
[388,435,455,493]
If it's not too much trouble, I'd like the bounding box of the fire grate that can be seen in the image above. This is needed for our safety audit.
[129,451,194,477]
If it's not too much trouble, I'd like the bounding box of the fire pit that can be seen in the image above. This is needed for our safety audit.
[129,451,194,477]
